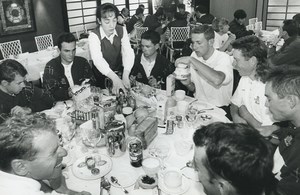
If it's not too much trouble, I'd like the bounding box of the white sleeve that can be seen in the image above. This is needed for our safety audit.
[88,32,113,76]
[214,52,233,85]
[121,26,135,72]
[230,77,244,107]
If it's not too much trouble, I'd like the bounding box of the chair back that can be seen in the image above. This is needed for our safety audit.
[0,40,22,59]
[35,34,53,51]
[170,27,190,42]
[135,27,148,42]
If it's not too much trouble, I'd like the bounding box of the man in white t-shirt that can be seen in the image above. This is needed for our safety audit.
[0,113,90,195]
[175,25,233,117]
[230,35,278,136]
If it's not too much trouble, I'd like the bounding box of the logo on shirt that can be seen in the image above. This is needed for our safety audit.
[61,78,67,85]
[137,72,143,79]
[254,96,260,104]
[284,135,293,147]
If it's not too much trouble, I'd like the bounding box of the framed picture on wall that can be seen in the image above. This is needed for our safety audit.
[0,0,36,36]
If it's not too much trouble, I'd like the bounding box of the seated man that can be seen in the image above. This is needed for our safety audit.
[212,17,236,52]
[268,20,300,66]
[143,7,164,32]
[43,33,96,101]
[175,25,233,117]
[117,8,130,26]
[230,35,278,136]
[265,68,300,195]
[177,3,191,23]
[193,122,278,195]
[130,30,174,90]
[229,9,254,39]
[191,5,215,25]
[0,59,54,123]
[126,7,144,35]
[0,113,90,195]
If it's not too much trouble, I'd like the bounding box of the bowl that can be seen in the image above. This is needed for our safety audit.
[174,90,186,101]
[137,175,158,189]
[142,157,161,176]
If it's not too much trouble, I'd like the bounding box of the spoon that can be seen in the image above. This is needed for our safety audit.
[101,177,111,195]
[110,176,129,194]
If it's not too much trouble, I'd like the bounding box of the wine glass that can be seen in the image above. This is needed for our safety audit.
[83,127,102,153]
[154,144,170,170]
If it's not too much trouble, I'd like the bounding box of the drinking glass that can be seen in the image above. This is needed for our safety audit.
[154,144,170,169]
[83,127,102,153]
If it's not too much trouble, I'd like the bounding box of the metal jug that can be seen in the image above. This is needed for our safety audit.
[106,120,126,157]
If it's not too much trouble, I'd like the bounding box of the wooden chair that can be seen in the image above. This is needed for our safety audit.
[166,26,190,62]
[0,40,22,59]
[35,34,54,51]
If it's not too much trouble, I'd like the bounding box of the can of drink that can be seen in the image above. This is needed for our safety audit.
[166,120,175,134]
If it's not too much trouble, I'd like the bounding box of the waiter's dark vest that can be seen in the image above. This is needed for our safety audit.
[91,25,123,88]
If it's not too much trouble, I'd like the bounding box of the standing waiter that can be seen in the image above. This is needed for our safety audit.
[89,3,135,93]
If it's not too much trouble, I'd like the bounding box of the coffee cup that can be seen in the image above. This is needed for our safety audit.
[162,168,182,189]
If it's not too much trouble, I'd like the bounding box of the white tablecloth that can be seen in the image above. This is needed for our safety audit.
[62,100,230,195]
[14,39,90,81]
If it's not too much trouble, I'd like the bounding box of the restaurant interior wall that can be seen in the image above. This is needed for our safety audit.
[0,0,65,59]
[210,0,257,24]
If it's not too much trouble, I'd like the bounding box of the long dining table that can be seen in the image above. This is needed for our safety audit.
[47,91,230,195]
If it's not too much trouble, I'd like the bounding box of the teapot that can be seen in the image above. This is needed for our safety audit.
[106,120,126,157]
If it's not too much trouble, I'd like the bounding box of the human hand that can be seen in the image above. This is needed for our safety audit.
[122,70,131,89]
[228,32,236,42]
[10,106,31,116]
[175,57,191,67]
[112,77,126,95]
[148,76,158,87]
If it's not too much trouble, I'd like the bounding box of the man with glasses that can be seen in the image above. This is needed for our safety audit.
[0,113,90,194]
[0,59,54,123]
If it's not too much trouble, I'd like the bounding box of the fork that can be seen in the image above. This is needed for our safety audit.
[101,177,111,195]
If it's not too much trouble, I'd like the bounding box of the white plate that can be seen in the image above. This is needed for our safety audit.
[107,170,138,188]
[158,175,190,195]
[181,166,200,182]
[72,154,112,180]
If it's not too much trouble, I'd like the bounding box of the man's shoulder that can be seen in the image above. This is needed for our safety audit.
[46,56,61,66]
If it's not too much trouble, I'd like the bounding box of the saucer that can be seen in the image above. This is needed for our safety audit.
[158,175,190,195]
[107,170,138,188]
[174,72,190,81]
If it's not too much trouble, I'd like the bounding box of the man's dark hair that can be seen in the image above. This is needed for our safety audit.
[154,7,164,17]
[138,4,145,9]
[178,4,185,10]
[96,3,119,20]
[0,113,56,172]
[191,24,215,40]
[234,9,247,20]
[193,122,277,195]
[231,35,268,81]
[57,32,76,50]
[265,66,300,99]
[293,13,300,35]
[195,5,209,14]
[0,59,27,83]
[282,19,299,37]
[135,7,144,15]
[141,30,161,45]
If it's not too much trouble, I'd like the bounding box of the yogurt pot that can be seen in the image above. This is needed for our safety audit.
[174,64,190,80]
